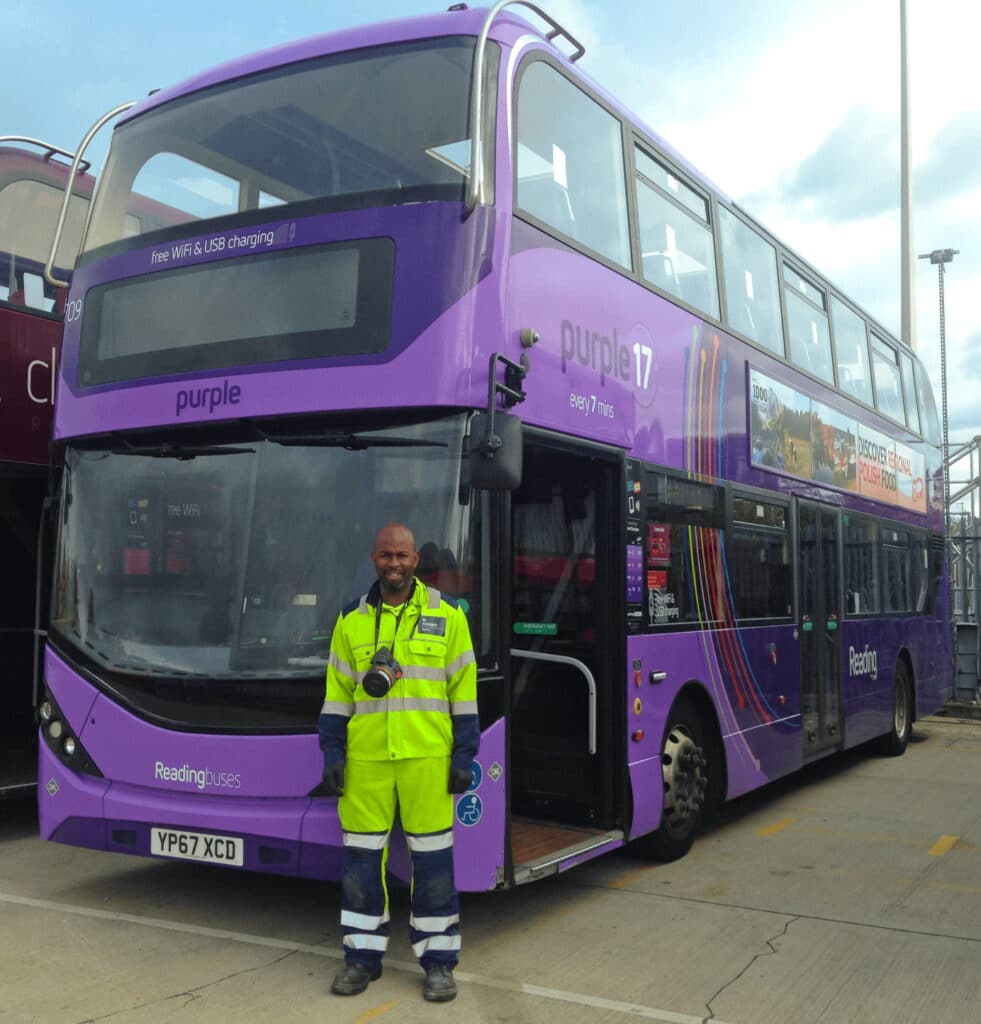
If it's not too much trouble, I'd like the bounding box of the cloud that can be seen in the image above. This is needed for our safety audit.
[750,108,898,222]
[956,331,981,380]
[918,110,981,205]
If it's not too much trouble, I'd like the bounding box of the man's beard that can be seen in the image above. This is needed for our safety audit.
[379,574,413,597]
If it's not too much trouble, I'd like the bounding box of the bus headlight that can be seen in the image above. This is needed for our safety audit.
[38,686,103,778]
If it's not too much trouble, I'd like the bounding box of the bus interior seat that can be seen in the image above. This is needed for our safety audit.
[735,303,756,338]
[518,177,576,239]
[642,251,680,296]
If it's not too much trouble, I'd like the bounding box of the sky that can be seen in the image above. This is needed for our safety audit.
[5,0,979,470]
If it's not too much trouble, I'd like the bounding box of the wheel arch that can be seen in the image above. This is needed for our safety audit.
[672,679,728,810]
[896,647,917,724]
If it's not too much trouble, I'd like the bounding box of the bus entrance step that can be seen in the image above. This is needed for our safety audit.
[511,817,623,884]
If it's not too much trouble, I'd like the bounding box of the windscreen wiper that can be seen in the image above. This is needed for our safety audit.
[256,429,447,450]
[109,436,255,460]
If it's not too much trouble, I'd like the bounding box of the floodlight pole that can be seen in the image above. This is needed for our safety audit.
[919,248,959,680]
[919,248,958,540]
[900,0,916,350]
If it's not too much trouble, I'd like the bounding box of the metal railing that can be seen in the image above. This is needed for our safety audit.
[946,436,981,701]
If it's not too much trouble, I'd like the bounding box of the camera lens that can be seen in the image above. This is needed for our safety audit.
[363,665,395,698]
[362,647,402,698]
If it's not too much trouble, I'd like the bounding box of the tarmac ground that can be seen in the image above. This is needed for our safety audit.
[2,712,981,1023]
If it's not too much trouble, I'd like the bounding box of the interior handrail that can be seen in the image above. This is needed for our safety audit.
[510,647,597,754]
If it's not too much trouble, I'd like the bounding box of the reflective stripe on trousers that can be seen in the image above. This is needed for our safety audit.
[338,757,460,969]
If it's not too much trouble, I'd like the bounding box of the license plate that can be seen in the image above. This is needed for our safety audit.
[150,827,244,867]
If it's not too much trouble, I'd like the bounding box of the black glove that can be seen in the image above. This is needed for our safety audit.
[448,764,473,794]
[322,762,345,797]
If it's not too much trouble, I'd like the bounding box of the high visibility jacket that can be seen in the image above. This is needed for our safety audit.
[318,578,479,765]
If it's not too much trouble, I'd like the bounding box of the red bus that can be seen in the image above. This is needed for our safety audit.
[0,138,96,796]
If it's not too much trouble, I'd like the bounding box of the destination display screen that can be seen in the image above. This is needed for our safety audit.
[77,237,393,386]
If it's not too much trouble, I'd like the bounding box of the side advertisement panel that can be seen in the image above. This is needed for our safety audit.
[749,367,926,513]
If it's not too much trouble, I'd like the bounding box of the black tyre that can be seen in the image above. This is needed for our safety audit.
[877,660,912,757]
[636,699,710,862]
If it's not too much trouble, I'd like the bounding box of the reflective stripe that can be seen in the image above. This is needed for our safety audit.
[329,650,355,678]
[343,831,390,850]
[354,667,447,684]
[412,934,461,957]
[406,830,454,853]
[345,934,389,951]
[425,586,442,609]
[341,909,390,930]
[353,697,450,716]
[320,700,353,718]
[358,593,371,614]
[410,913,459,932]
[450,700,478,716]
[446,649,477,676]
[400,665,448,682]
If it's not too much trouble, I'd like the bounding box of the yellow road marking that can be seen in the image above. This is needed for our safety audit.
[929,834,960,856]
[354,1002,399,1023]
[756,817,796,837]
[608,866,654,890]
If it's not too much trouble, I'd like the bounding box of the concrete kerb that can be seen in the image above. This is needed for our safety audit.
[931,700,981,722]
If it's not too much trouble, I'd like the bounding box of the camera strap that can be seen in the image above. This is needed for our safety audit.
[373,579,416,654]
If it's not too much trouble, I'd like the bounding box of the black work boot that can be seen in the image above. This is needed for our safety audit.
[423,964,457,1002]
[331,961,382,996]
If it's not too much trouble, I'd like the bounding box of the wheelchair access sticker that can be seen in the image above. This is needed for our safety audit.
[469,759,482,791]
[456,793,483,826]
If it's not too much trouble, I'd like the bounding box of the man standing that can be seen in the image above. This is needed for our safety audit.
[318,523,478,1003]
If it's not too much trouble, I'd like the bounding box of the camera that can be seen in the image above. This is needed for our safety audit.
[362,646,402,698]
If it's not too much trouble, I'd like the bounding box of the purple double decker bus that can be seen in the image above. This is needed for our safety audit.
[39,3,951,887]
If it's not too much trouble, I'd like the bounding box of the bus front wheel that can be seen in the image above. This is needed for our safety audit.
[877,660,912,757]
[638,700,709,862]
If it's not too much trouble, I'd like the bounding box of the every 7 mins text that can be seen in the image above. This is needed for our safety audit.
[569,391,615,418]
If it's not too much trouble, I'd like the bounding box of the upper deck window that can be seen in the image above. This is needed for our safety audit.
[83,37,487,253]
[784,264,833,384]
[634,147,719,319]
[719,208,782,356]
[914,358,941,444]
[516,61,631,270]
[831,296,873,406]
[0,178,89,312]
[899,350,920,435]
[870,335,906,425]
[132,154,240,222]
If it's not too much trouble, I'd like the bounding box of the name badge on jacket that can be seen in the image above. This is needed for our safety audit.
[417,615,447,637]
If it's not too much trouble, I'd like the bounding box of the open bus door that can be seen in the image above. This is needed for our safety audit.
[506,436,625,882]
[798,501,843,757]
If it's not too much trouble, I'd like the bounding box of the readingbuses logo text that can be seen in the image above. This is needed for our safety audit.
[848,645,878,680]
[154,760,242,791]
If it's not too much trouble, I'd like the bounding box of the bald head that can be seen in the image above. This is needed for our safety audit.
[373,523,416,553]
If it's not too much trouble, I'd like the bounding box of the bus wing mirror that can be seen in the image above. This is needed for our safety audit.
[469,412,522,490]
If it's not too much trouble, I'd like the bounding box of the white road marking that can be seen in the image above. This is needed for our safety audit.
[0,890,734,1023]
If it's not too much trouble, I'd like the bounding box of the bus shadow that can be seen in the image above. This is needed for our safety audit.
[0,793,39,841]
